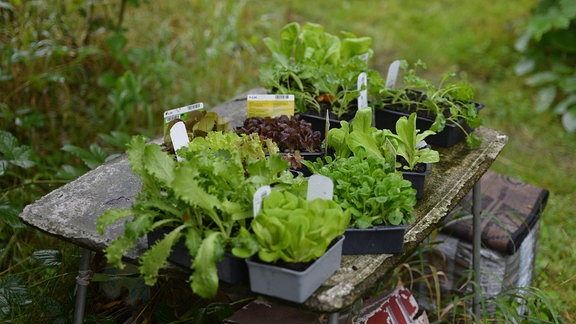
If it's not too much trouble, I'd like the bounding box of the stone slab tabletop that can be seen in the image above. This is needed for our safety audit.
[20,88,508,313]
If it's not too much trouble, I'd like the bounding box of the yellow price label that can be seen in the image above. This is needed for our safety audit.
[247,94,294,118]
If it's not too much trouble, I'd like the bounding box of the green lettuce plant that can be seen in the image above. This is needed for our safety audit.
[376,60,484,148]
[302,108,421,228]
[323,107,439,172]
[259,21,384,118]
[387,113,440,171]
[97,131,300,299]
[251,189,350,264]
[304,155,416,228]
[324,107,396,164]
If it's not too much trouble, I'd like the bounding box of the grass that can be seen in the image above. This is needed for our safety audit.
[1,0,574,321]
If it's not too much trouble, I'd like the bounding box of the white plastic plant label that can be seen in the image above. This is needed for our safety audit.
[386,60,401,89]
[416,140,428,150]
[164,102,204,123]
[385,137,397,166]
[359,52,369,64]
[253,185,271,217]
[169,121,189,162]
[246,94,294,118]
[357,72,368,109]
[163,102,204,133]
[324,109,330,154]
[307,174,334,201]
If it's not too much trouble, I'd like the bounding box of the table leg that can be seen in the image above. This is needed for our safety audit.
[472,181,481,319]
[327,312,339,324]
[73,248,93,324]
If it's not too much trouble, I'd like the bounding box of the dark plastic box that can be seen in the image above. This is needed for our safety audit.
[147,227,248,283]
[342,224,408,255]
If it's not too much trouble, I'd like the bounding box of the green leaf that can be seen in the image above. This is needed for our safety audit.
[139,224,187,286]
[525,72,558,87]
[184,227,203,258]
[534,85,557,112]
[466,134,483,149]
[61,143,106,170]
[0,131,18,155]
[96,209,133,234]
[346,132,383,159]
[327,122,351,158]
[0,131,35,170]
[341,37,372,61]
[351,107,373,133]
[553,95,576,114]
[190,232,225,298]
[279,22,300,58]
[0,203,24,229]
[172,168,221,221]
[106,32,128,60]
[103,212,154,268]
[230,227,258,258]
[98,131,131,150]
[561,108,576,132]
[126,135,148,178]
[0,275,31,319]
[32,250,62,267]
[0,161,6,177]
[142,143,175,187]
[387,209,404,226]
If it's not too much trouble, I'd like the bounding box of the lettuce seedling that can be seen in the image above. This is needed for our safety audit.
[304,155,416,228]
[387,113,440,171]
[260,22,382,118]
[377,60,483,148]
[251,190,350,264]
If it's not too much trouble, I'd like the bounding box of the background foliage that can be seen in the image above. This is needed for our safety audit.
[1,0,574,322]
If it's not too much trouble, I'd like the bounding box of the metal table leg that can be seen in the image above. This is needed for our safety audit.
[74,248,93,324]
[472,181,482,319]
[327,312,339,324]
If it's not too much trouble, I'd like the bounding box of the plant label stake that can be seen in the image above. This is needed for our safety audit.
[307,175,333,201]
[386,60,401,89]
[163,102,204,134]
[357,72,368,109]
[416,140,428,150]
[169,121,189,162]
[324,109,330,156]
[253,185,271,217]
[247,94,295,118]
[359,52,369,64]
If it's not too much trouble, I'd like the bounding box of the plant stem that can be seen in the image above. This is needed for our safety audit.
[117,0,127,30]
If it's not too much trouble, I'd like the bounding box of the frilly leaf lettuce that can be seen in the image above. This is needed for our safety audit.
[191,232,225,299]
[97,131,297,298]
[140,224,188,286]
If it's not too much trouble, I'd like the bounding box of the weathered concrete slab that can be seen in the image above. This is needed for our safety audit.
[20,88,507,313]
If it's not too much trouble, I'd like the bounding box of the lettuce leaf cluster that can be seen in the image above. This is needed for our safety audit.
[251,190,350,264]
[305,156,416,228]
[97,132,300,298]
